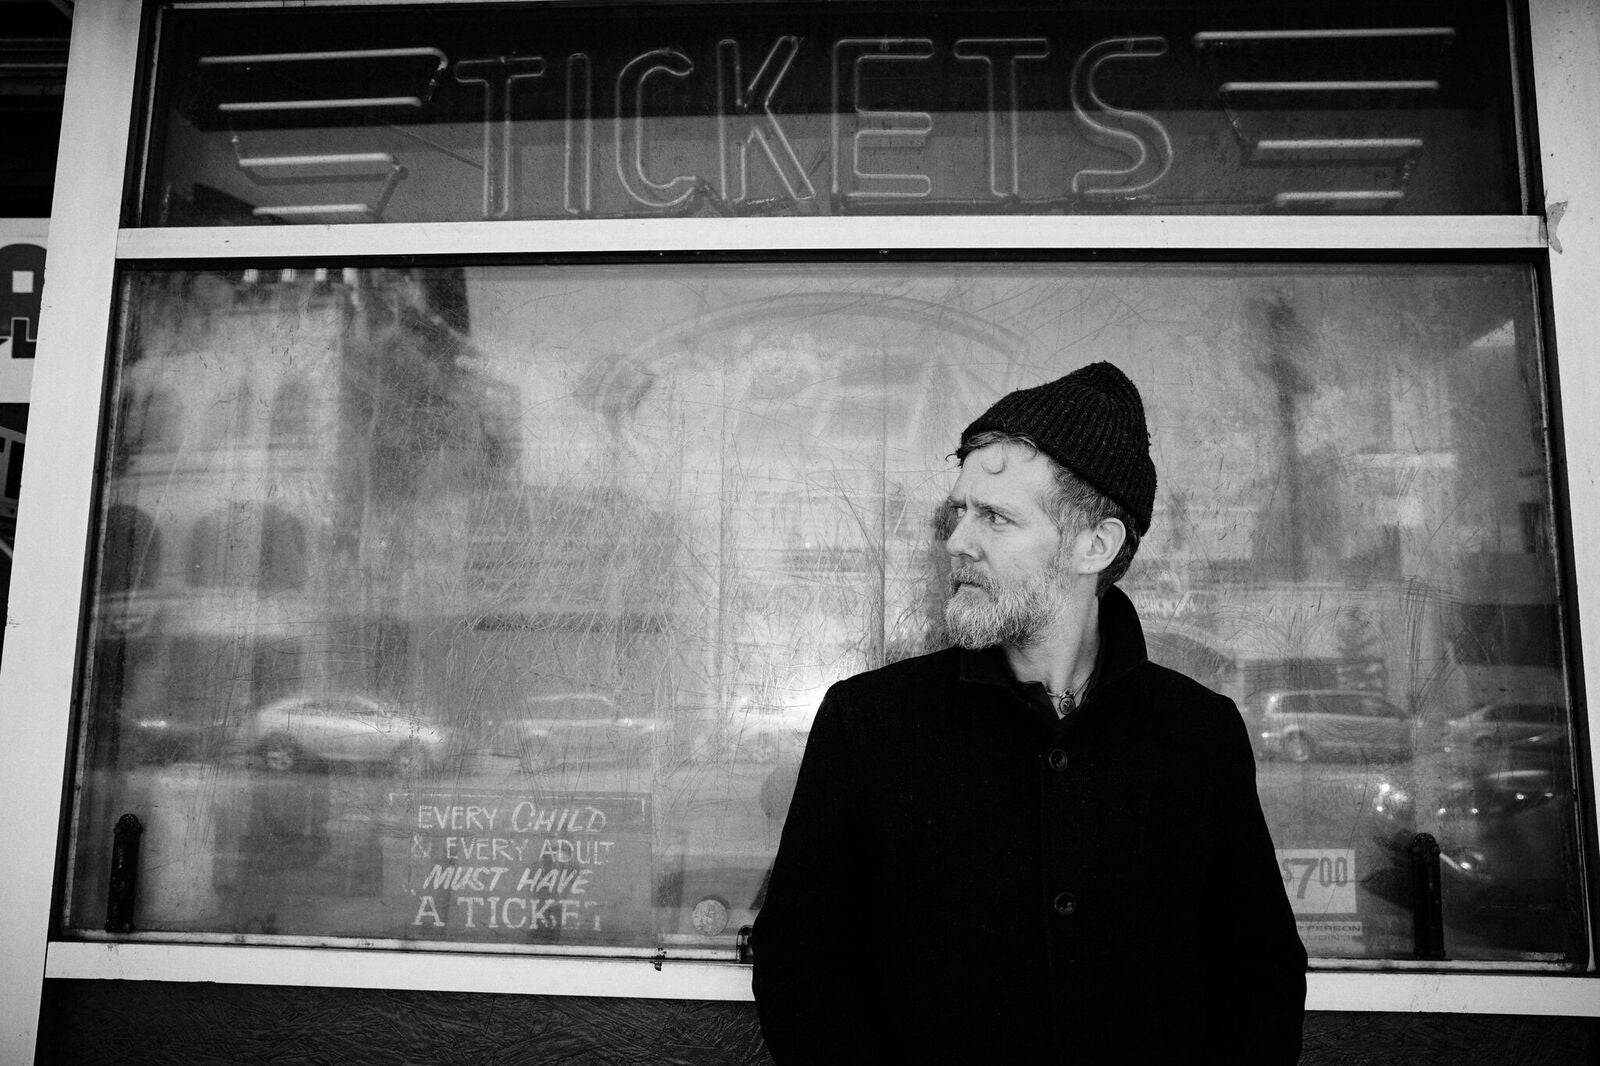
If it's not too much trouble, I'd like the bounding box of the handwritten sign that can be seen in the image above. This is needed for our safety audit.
[394,790,652,945]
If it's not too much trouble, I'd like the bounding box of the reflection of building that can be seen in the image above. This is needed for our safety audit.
[92,268,695,767]
[90,270,527,761]
[1129,277,1562,722]
[607,289,1026,696]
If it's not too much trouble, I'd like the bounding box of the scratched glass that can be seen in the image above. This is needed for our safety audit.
[64,263,1582,965]
[137,1,1523,224]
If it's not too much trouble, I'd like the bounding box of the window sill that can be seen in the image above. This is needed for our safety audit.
[43,940,1599,1016]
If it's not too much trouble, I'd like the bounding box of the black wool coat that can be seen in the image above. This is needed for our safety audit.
[751,587,1307,1065]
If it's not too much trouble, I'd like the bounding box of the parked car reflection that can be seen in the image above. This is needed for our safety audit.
[688,687,818,766]
[121,706,227,764]
[484,692,671,772]
[1250,689,1414,763]
[1443,701,1566,755]
[236,694,447,774]
[1368,750,1579,953]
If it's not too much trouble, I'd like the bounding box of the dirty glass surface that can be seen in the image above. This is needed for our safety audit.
[138,1,1522,224]
[66,262,1583,964]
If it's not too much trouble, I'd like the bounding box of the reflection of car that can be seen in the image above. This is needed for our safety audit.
[238,694,446,773]
[121,705,229,764]
[690,694,815,765]
[1251,689,1413,763]
[1444,702,1566,754]
[488,693,670,771]
[1369,761,1579,952]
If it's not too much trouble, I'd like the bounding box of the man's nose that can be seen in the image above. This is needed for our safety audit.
[945,513,977,560]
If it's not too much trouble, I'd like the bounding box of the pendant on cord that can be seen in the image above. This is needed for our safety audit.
[1046,679,1087,719]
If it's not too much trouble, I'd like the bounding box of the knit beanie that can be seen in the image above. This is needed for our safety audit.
[960,361,1157,534]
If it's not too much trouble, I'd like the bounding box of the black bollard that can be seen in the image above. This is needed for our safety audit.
[1408,832,1446,960]
[105,813,144,934]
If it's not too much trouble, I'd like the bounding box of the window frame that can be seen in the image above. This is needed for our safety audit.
[3,1,1598,1058]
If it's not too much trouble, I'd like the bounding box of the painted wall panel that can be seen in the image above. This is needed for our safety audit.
[41,982,1600,1065]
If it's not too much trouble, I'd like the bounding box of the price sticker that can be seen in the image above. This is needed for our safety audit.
[1275,848,1357,916]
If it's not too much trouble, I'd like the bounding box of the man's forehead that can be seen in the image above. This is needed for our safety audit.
[950,443,1056,506]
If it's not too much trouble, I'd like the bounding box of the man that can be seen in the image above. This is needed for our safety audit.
[751,362,1306,1064]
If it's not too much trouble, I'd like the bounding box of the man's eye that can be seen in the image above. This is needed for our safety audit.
[983,510,1009,526]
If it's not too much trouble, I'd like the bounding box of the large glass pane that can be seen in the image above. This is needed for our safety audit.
[140,0,1522,225]
[67,261,1582,965]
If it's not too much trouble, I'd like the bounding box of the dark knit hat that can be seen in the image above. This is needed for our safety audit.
[960,361,1157,534]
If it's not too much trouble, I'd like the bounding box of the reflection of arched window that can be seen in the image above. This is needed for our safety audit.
[101,505,160,592]
[269,378,313,449]
[184,514,225,587]
[259,507,307,592]
[119,389,182,455]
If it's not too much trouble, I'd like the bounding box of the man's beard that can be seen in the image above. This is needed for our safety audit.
[944,559,1071,650]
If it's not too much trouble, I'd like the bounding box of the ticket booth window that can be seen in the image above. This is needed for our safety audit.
[64,257,1582,965]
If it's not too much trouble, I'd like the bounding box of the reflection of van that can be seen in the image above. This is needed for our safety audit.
[1252,690,1414,763]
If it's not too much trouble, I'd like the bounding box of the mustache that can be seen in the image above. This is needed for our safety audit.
[949,566,993,592]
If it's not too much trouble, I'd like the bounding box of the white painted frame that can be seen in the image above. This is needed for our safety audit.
[3,0,1599,1059]
[113,215,1543,256]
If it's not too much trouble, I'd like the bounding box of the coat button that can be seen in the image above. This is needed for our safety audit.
[1046,748,1069,772]
[1052,892,1077,917]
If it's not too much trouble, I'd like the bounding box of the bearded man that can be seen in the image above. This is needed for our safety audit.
[751,362,1307,1065]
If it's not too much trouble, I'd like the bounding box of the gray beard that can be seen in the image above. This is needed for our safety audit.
[944,566,1066,650]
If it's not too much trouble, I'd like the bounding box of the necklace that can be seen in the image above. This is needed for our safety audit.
[1045,674,1091,717]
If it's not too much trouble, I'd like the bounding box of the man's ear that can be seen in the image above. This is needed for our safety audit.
[1074,517,1127,576]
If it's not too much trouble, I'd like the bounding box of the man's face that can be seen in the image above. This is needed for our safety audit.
[943,442,1075,650]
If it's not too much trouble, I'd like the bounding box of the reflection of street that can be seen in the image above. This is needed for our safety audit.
[86,738,1576,962]
[99,748,1575,960]
[98,748,789,948]
[82,735,1579,963]
[1256,758,1581,961]
[1257,760,1409,958]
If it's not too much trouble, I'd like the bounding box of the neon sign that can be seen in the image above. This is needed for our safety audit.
[153,4,1514,224]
